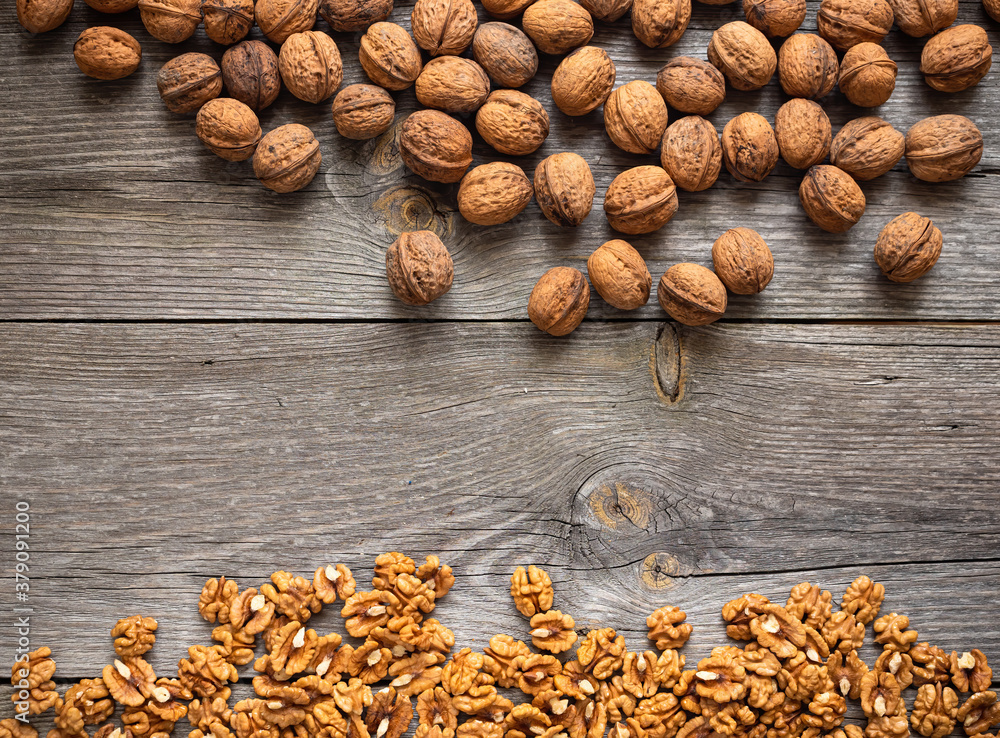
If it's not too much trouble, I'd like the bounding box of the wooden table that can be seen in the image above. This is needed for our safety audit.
[1,0,999,725]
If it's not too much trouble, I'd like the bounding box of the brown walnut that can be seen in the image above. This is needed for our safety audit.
[708,21,776,91]
[415,56,491,114]
[528,268,591,337]
[957,691,1000,734]
[476,90,550,156]
[279,31,343,104]
[774,98,831,170]
[580,0,630,21]
[655,57,725,116]
[799,165,866,233]
[830,116,904,181]
[17,0,72,33]
[472,23,538,88]
[604,81,668,155]
[385,231,454,306]
[631,0,690,47]
[742,0,806,36]
[657,264,727,327]
[920,24,993,93]
[838,43,897,107]
[138,0,202,43]
[73,27,142,80]
[359,22,423,90]
[457,162,534,226]
[196,98,262,161]
[587,240,651,311]
[534,152,595,227]
[712,228,773,295]
[319,0,391,31]
[157,53,222,114]
[112,618,158,659]
[887,0,955,36]
[510,566,554,618]
[412,0,477,55]
[479,0,534,20]
[817,0,894,50]
[551,46,615,116]
[222,40,281,112]
[647,607,692,650]
[905,115,983,182]
[202,0,253,44]
[603,166,678,235]
[778,33,839,98]
[253,123,322,193]
[874,212,943,283]
[255,0,316,42]
[911,683,959,738]
[660,116,721,192]
[951,650,993,694]
[522,0,594,55]
[399,110,473,184]
[984,0,1000,22]
[331,84,395,139]
[85,0,137,12]
[722,112,779,182]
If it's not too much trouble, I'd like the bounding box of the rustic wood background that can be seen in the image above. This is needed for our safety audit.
[1,0,999,730]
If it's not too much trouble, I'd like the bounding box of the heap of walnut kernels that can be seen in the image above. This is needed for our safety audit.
[7,560,1000,738]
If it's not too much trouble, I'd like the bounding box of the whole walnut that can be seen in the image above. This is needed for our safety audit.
[580,0,631,21]
[799,165,866,233]
[359,22,423,90]
[222,41,281,111]
[528,268,590,336]
[817,0,894,50]
[17,0,72,32]
[905,114,983,182]
[774,98,831,170]
[722,112,779,182]
[331,84,395,139]
[920,25,993,93]
[604,166,678,235]
[838,43,897,107]
[202,0,254,44]
[253,123,322,193]
[319,0,391,31]
[887,0,954,36]
[279,31,343,103]
[415,56,491,114]
[708,21,776,90]
[480,0,534,19]
[631,0,690,47]
[157,53,222,114]
[742,0,805,36]
[476,89,550,156]
[411,0,477,55]
[604,81,668,155]
[139,0,202,43]
[830,116,904,181]
[874,212,943,282]
[255,0,317,42]
[522,0,594,55]
[660,115,722,192]
[551,46,616,116]
[985,0,1000,21]
[472,23,538,88]
[656,57,725,116]
[657,263,727,326]
[399,110,473,183]
[196,97,262,161]
[587,240,651,310]
[778,33,839,98]
[711,227,774,294]
[385,231,454,306]
[85,0,137,13]
[457,162,534,226]
[534,152,595,227]
[73,27,142,80]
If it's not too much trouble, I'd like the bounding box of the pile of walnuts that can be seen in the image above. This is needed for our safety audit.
[7,562,1000,738]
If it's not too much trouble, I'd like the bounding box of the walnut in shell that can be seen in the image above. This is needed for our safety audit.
[157,52,223,114]
[774,98,831,170]
[475,89,550,156]
[472,23,538,89]
[222,41,280,112]
[587,240,651,310]
[415,56,491,114]
[722,112,779,182]
[399,110,473,184]
[905,115,983,182]
[522,0,594,55]
[279,31,343,104]
[385,231,454,306]
[920,24,993,93]
[138,0,202,43]
[984,0,1000,21]
[708,21,776,90]
[631,0,690,47]
[742,0,805,36]
[359,22,423,91]
[255,0,317,42]
[479,0,534,19]
[817,0,893,50]
[580,0,631,21]
[319,0,391,31]
[331,84,395,140]
[17,0,72,32]
[85,0,137,12]
[73,27,142,80]
[799,165,865,233]
[534,152,595,227]
[838,43,897,107]
[778,33,839,99]
[887,0,955,36]
[603,166,678,235]
[528,268,590,336]
[196,97,262,161]
[411,0,477,55]
[550,46,615,116]
[874,212,942,283]
[457,162,533,226]
[660,115,722,192]
[657,263,727,326]
[202,0,254,44]
[712,228,773,295]
[253,123,322,193]
[830,116,904,181]
[655,57,725,116]
[604,81,668,155]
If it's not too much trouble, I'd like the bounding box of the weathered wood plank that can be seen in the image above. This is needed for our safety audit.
[1,3,999,319]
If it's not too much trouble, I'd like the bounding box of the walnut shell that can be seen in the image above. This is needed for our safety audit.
[480,0,534,19]
[253,123,321,193]
[550,46,615,116]
[799,165,865,233]
[221,40,281,112]
[411,0,477,55]
[604,166,678,235]
[830,116,903,181]
[886,0,954,36]
[631,0,690,48]
[712,227,773,294]
[457,162,534,226]
[838,42,897,107]
[920,24,992,93]
[359,22,423,90]
[534,152,595,227]
[528,267,590,336]
[279,31,342,103]
[399,110,473,183]
[657,263,726,326]
[17,0,72,32]
[742,0,805,36]
[475,89,549,156]
[196,97,262,161]
[522,0,594,55]
[904,114,983,182]
[202,0,253,44]
[774,98,831,170]
[778,33,839,99]
[255,0,317,42]
[415,56,490,114]
[603,81,668,155]
[85,0,137,13]
[874,212,943,282]
[386,231,454,306]
[708,21,777,91]
[660,115,722,192]
[472,23,538,88]
[73,27,142,80]
[319,0,390,31]
[817,0,893,50]
[157,52,223,114]
[985,0,1000,22]
[722,112,779,182]
[139,0,202,42]
[655,57,725,116]
[587,240,651,310]
[331,84,395,139]
[579,0,630,21]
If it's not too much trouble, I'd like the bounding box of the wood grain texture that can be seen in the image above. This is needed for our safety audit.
[1,2,999,319]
